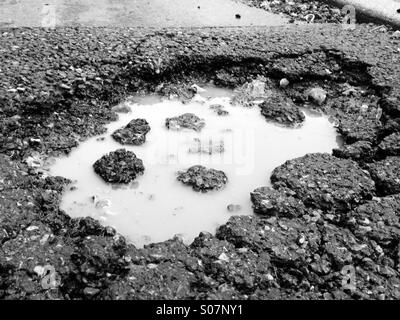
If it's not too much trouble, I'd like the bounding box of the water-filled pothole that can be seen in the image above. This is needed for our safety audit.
[50,86,340,247]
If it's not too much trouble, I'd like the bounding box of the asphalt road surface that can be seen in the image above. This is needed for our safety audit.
[0,0,288,27]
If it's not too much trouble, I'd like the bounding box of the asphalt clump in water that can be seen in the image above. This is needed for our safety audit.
[93,149,145,184]
[177,165,228,192]
[112,118,150,145]
[165,113,205,131]
[259,92,305,127]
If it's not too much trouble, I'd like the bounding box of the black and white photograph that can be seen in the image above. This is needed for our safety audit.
[1,0,400,313]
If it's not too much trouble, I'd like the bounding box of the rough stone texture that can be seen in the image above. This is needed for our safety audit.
[271,153,376,213]
[259,93,305,127]
[332,141,375,163]
[190,231,274,296]
[1,26,399,160]
[338,112,383,144]
[367,157,400,196]
[217,215,400,299]
[158,83,196,101]
[93,149,144,184]
[101,238,202,299]
[381,96,400,118]
[165,113,205,131]
[217,216,321,267]
[2,24,400,300]
[346,195,400,248]
[382,117,400,137]
[112,118,150,145]
[378,133,400,157]
[177,165,228,192]
[251,186,306,218]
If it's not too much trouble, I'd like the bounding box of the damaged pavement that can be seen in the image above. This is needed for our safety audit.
[1,24,400,300]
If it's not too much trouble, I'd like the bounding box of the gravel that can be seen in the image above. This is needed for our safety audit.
[1,24,400,300]
[112,118,151,145]
[378,132,400,156]
[177,165,228,192]
[367,156,400,196]
[165,113,206,131]
[271,153,376,213]
[93,149,145,184]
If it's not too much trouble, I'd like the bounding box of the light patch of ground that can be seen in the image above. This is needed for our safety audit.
[0,0,288,27]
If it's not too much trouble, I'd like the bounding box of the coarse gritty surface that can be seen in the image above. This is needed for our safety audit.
[1,24,400,299]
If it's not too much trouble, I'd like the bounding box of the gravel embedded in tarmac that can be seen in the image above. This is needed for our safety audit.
[1,24,400,299]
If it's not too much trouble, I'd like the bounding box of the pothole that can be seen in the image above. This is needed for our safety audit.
[49,86,340,247]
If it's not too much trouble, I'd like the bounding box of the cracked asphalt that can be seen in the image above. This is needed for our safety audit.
[1,2,400,300]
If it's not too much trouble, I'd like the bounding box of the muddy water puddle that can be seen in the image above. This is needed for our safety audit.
[49,87,340,247]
